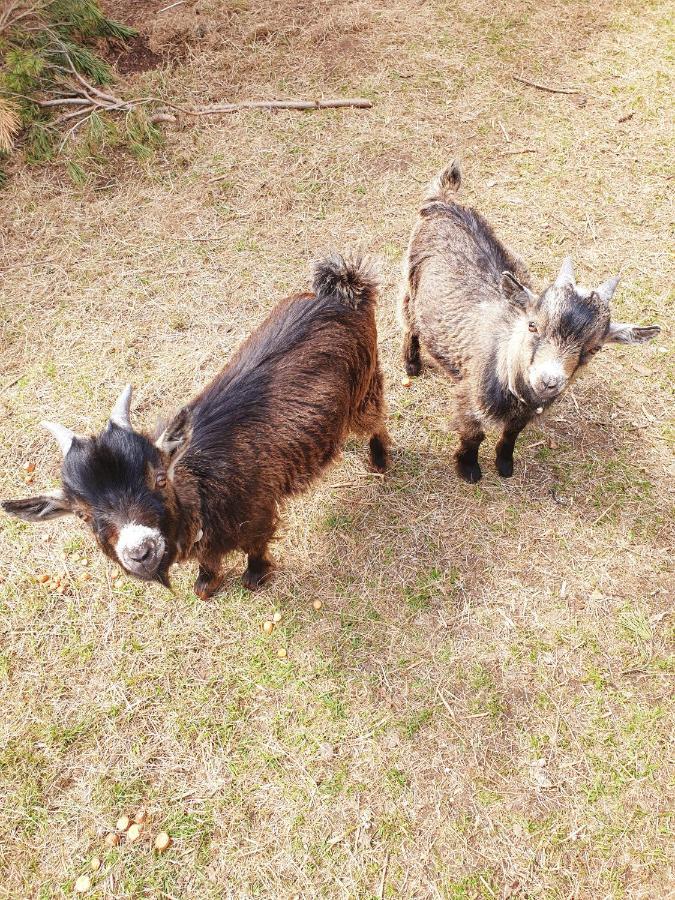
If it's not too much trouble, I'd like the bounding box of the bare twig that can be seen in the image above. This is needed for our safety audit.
[498,147,537,156]
[512,75,580,95]
[590,499,619,527]
[377,851,391,900]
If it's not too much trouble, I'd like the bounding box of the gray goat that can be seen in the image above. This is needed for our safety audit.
[400,161,661,482]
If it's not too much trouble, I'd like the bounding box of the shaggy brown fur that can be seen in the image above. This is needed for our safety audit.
[400,161,661,482]
[3,255,390,597]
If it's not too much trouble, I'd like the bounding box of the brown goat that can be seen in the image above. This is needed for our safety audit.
[400,162,661,482]
[3,255,390,597]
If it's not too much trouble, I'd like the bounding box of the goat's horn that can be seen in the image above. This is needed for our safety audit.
[554,256,575,288]
[595,275,620,304]
[110,384,133,429]
[41,421,75,457]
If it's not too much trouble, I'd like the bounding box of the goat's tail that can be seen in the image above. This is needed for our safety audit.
[425,159,462,202]
[312,253,379,310]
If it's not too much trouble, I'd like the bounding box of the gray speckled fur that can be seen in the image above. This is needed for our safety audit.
[400,161,661,482]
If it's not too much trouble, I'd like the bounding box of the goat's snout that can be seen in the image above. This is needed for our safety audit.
[529,360,567,400]
[116,523,165,577]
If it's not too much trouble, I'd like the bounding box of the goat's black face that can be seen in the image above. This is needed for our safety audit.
[62,425,173,581]
[1,386,179,586]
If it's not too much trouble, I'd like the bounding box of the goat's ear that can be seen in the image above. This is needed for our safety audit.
[2,491,73,523]
[155,407,191,460]
[605,322,661,345]
[500,271,535,309]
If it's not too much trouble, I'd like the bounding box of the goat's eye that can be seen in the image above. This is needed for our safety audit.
[528,321,538,334]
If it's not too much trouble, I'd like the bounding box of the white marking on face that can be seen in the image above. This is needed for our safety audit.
[530,360,566,392]
[115,522,165,569]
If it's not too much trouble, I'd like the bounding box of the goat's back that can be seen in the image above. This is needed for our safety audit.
[180,264,380,500]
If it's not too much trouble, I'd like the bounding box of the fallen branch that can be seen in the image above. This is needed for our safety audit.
[512,75,580,95]
[151,97,372,122]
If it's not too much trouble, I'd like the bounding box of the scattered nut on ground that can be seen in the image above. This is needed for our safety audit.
[401,375,412,387]
[74,875,91,893]
[126,823,142,843]
[262,620,274,634]
[154,831,172,852]
[134,807,148,824]
[116,815,131,832]
[313,599,322,610]
[277,648,287,659]
[90,857,101,872]
[273,610,282,623]
[103,832,119,848]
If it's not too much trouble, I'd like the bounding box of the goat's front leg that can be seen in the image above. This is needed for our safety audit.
[242,547,274,591]
[495,421,526,478]
[455,413,485,483]
[241,524,276,591]
[194,550,225,600]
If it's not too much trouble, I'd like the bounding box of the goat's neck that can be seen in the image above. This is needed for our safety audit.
[171,470,203,560]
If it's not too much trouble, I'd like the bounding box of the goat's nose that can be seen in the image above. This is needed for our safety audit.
[127,540,154,563]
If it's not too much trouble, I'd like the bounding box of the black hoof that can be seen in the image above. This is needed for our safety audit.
[194,573,224,600]
[456,457,482,483]
[496,455,514,478]
[242,566,271,591]
[369,436,389,474]
[405,360,421,376]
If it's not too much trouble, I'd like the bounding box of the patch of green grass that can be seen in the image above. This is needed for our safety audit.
[441,872,498,899]
[402,707,433,738]
[403,567,443,612]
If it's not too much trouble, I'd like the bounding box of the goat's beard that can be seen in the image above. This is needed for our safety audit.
[154,569,172,589]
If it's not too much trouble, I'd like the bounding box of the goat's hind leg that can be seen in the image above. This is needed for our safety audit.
[356,367,390,473]
[400,291,422,376]
[402,328,422,376]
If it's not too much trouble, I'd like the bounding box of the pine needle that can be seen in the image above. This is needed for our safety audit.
[0,98,21,153]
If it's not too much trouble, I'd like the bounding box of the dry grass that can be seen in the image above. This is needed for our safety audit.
[0,0,673,897]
